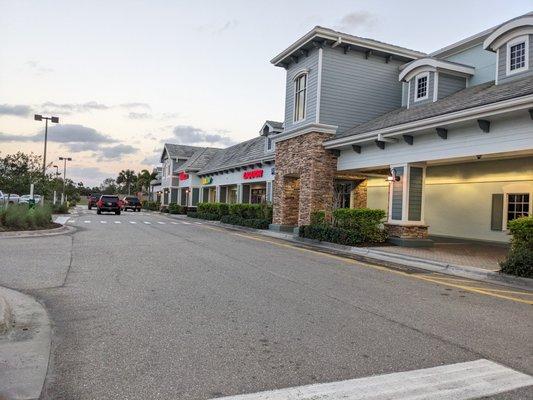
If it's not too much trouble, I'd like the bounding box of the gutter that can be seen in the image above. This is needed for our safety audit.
[324,94,533,148]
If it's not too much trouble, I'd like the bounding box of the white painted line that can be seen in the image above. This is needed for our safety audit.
[157,221,166,224]
[181,221,191,225]
[54,216,70,225]
[84,220,91,223]
[100,221,107,224]
[143,221,151,224]
[214,359,533,400]
[171,222,179,225]
[129,221,137,224]
[114,221,121,224]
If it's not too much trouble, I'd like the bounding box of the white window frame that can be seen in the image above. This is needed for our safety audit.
[414,72,429,102]
[503,191,532,229]
[506,35,529,76]
[293,72,308,122]
[265,135,275,153]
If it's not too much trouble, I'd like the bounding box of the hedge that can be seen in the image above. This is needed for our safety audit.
[142,201,160,211]
[0,204,53,231]
[168,203,187,214]
[220,214,270,229]
[500,216,533,278]
[228,203,273,221]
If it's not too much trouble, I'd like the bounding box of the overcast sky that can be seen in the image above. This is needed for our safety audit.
[1,0,531,186]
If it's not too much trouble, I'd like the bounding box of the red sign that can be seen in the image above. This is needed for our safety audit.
[243,169,264,179]
[178,171,189,181]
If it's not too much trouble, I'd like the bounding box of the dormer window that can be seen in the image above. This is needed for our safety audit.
[266,136,275,152]
[507,36,529,75]
[415,73,429,101]
[294,73,307,122]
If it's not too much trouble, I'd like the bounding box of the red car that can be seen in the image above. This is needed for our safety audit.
[96,195,121,215]
[88,193,102,210]
[121,196,142,212]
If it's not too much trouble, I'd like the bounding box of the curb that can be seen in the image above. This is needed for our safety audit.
[0,294,12,334]
[178,216,532,291]
[0,224,75,239]
[0,286,51,400]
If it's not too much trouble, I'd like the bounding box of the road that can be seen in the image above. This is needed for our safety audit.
[0,207,532,399]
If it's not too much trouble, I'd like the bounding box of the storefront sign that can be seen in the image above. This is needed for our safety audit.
[201,176,213,185]
[243,169,263,180]
[178,171,189,181]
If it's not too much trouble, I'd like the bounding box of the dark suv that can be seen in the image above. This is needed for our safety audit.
[88,193,102,210]
[96,195,121,215]
[121,196,141,212]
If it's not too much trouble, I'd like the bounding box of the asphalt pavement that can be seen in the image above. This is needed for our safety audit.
[0,206,531,399]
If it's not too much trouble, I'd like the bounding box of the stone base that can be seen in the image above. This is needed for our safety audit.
[385,223,433,247]
[269,224,296,233]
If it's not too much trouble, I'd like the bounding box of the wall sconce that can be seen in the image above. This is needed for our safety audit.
[386,168,401,182]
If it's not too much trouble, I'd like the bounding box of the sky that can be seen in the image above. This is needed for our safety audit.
[1,0,531,187]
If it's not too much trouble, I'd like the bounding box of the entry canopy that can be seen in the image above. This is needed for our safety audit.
[483,15,533,51]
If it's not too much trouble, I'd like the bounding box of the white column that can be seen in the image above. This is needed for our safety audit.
[236,184,243,203]
[215,186,220,202]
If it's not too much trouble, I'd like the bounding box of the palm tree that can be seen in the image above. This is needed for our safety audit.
[117,169,137,195]
[137,169,157,196]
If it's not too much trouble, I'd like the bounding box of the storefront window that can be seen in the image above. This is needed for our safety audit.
[228,187,238,204]
[334,181,354,209]
[208,188,216,203]
[250,188,266,204]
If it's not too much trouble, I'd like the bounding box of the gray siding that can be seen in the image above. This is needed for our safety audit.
[408,166,423,221]
[283,48,319,131]
[444,43,495,86]
[408,71,434,107]
[438,73,466,99]
[497,34,533,84]
[319,46,404,134]
[391,167,404,220]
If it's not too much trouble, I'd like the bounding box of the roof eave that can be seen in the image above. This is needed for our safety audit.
[198,154,276,176]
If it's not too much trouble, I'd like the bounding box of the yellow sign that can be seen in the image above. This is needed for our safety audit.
[201,176,213,185]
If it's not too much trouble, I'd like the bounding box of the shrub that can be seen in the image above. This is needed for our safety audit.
[300,224,384,246]
[142,201,160,211]
[0,204,52,231]
[51,203,69,214]
[499,216,533,278]
[228,203,273,221]
[221,214,270,229]
[331,208,386,243]
[310,211,326,225]
[187,211,199,218]
[168,203,185,214]
[197,202,230,217]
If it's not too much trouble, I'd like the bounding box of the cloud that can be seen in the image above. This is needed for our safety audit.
[197,19,239,35]
[26,60,54,74]
[46,124,115,144]
[166,125,236,147]
[337,11,377,31]
[127,112,152,120]
[0,104,32,117]
[68,166,111,186]
[41,101,110,115]
[64,142,102,153]
[97,144,138,160]
[119,102,151,110]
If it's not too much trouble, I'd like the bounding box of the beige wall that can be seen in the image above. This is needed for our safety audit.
[366,157,533,243]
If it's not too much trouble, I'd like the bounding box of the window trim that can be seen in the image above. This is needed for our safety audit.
[265,135,275,153]
[506,35,529,76]
[502,191,532,230]
[414,72,429,102]
[293,72,308,122]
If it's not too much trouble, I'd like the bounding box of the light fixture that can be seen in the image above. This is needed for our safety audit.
[386,168,400,182]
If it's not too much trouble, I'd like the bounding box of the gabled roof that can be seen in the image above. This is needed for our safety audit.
[327,75,533,144]
[271,26,426,67]
[160,143,203,162]
[198,136,273,175]
[177,147,223,172]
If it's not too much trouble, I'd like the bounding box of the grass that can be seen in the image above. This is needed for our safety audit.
[0,204,57,231]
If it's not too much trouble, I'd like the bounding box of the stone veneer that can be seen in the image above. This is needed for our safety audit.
[273,132,338,226]
[385,223,429,239]
[352,180,367,208]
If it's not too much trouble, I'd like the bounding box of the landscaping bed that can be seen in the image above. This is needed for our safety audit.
[0,204,59,231]
[499,216,532,278]
[187,202,272,229]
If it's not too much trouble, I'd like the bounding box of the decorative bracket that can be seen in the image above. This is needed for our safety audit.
[352,144,361,153]
[375,140,385,150]
[436,128,448,140]
[403,135,414,145]
[477,119,490,133]
[343,45,351,54]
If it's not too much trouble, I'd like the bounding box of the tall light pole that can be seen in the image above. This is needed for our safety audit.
[59,157,72,204]
[34,114,59,175]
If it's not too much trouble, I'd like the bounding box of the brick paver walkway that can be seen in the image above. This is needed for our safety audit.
[372,242,509,271]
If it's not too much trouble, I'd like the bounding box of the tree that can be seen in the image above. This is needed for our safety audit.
[136,169,157,195]
[116,169,137,195]
[100,178,118,195]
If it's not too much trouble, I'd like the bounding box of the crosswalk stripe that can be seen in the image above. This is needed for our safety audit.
[214,359,533,400]
[129,221,137,224]
[143,221,151,224]
[171,222,178,225]
[100,221,107,224]
[181,221,191,225]
[84,220,91,223]
[157,221,165,224]
[114,221,121,224]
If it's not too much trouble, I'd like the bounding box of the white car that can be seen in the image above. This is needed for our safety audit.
[0,191,20,204]
[19,194,42,204]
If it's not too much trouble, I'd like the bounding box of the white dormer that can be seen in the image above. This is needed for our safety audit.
[484,16,533,84]
[260,120,284,152]
[399,58,475,108]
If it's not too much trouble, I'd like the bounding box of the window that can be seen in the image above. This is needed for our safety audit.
[506,36,529,76]
[414,73,429,101]
[507,193,530,224]
[266,136,275,152]
[293,73,307,122]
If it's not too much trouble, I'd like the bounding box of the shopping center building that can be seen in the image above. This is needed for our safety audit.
[159,14,533,246]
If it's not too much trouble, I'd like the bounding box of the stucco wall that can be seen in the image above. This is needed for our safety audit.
[366,157,533,243]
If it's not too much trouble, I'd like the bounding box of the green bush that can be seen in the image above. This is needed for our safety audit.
[168,203,186,214]
[197,202,230,217]
[500,216,533,278]
[300,224,386,246]
[220,214,270,229]
[187,211,199,218]
[331,208,386,243]
[51,203,69,214]
[0,204,52,231]
[142,201,160,211]
[228,203,273,221]
[310,211,326,225]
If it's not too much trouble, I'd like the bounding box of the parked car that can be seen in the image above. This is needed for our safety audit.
[96,195,121,215]
[19,194,42,204]
[121,196,141,212]
[0,191,20,205]
[88,193,102,210]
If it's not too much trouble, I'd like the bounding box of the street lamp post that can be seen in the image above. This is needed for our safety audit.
[59,157,72,204]
[53,165,59,177]
[34,114,59,175]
